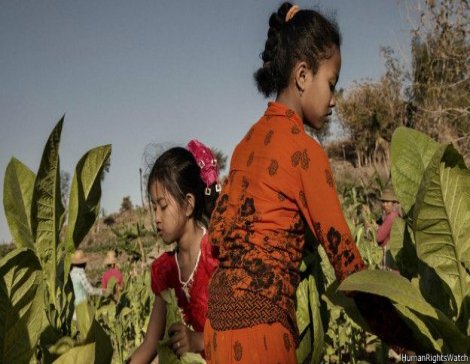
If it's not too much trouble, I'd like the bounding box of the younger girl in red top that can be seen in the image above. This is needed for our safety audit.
[129,140,219,363]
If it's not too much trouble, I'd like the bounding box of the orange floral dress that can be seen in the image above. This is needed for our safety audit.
[204,102,366,363]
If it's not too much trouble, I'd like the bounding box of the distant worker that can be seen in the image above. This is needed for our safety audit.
[70,249,103,317]
[101,250,124,291]
[377,187,401,269]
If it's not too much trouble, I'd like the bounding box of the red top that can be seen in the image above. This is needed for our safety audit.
[151,233,218,332]
[377,211,400,247]
[101,267,124,289]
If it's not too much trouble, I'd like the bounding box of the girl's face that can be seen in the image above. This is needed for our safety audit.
[149,180,188,244]
[301,47,341,130]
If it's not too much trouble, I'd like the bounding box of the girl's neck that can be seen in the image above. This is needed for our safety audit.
[276,88,303,121]
[177,220,204,258]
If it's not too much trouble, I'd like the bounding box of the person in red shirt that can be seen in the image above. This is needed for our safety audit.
[129,140,220,364]
[101,250,124,294]
[377,187,401,269]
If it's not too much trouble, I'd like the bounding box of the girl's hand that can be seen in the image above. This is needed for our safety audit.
[168,323,203,357]
[168,323,190,357]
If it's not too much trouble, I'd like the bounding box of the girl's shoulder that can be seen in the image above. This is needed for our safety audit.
[200,233,210,257]
[151,250,176,275]
[151,251,177,295]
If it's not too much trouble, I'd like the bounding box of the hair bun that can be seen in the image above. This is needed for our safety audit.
[278,2,295,24]
[255,2,295,97]
[254,2,340,98]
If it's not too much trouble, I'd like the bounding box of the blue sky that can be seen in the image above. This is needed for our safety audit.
[0,0,414,243]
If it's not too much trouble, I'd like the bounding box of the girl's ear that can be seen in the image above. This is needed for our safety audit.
[185,193,196,217]
[294,61,309,94]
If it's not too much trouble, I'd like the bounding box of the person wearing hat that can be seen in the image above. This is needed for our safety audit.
[101,250,124,292]
[377,187,401,269]
[70,249,103,311]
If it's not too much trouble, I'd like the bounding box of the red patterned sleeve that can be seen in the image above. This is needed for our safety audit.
[296,140,417,352]
[151,253,172,296]
[295,139,366,282]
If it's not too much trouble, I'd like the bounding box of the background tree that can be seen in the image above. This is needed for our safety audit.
[120,196,134,213]
[407,0,470,161]
[335,48,406,170]
[304,121,332,145]
[334,0,469,168]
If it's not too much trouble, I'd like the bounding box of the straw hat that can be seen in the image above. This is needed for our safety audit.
[380,187,398,202]
[71,249,89,264]
[104,250,117,265]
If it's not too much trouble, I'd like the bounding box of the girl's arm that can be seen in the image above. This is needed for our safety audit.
[129,295,166,364]
[298,143,419,352]
[297,143,366,281]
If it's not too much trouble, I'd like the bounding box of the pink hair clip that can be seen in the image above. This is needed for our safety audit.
[187,139,221,195]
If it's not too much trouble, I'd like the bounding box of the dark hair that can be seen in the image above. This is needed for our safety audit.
[147,147,219,226]
[254,2,341,97]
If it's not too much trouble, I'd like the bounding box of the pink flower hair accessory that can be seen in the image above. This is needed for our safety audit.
[186,139,221,195]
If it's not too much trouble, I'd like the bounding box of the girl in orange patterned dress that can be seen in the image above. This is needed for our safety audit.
[204,2,414,363]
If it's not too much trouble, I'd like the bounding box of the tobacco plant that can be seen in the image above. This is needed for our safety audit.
[337,127,470,353]
[295,126,470,361]
[295,181,385,363]
[295,229,382,364]
[1,118,113,363]
[94,269,154,363]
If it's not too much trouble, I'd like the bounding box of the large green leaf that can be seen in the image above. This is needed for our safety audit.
[339,270,441,320]
[52,304,113,364]
[388,216,455,318]
[30,117,65,308]
[407,304,469,353]
[91,319,114,364]
[388,217,420,279]
[3,158,35,249]
[391,127,440,214]
[295,327,311,364]
[414,144,470,318]
[323,280,370,333]
[52,342,95,364]
[296,279,310,334]
[63,144,111,280]
[0,248,45,364]
[338,270,470,353]
[295,278,312,364]
[76,300,94,340]
[296,230,329,364]
[392,303,441,352]
[307,274,324,364]
[388,217,405,261]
